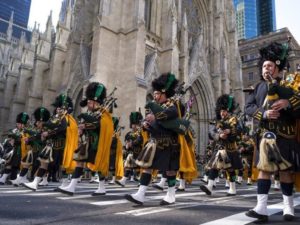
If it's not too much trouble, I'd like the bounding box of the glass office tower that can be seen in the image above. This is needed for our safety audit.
[0,0,31,28]
[0,0,32,40]
[257,0,276,35]
[233,0,276,40]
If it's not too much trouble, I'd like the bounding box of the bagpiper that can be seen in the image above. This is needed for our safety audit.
[58,82,114,196]
[245,41,300,222]
[116,111,144,187]
[11,107,51,186]
[200,94,243,196]
[23,94,76,191]
[0,112,30,184]
[125,73,191,205]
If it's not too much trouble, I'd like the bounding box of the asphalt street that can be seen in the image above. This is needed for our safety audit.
[0,178,299,225]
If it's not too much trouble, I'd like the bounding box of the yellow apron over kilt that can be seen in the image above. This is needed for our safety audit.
[61,114,78,173]
[88,110,114,177]
[20,133,30,169]
[175,101,198,183]
[179,132,198,183]
[141,130,149,146]
[114,134,124,179]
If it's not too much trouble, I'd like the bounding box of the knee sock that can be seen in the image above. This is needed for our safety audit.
[3,168,11,174]
[280,182,294,196]
[167,175,176,187]
[36,168,47,178]
[238,169,243,177]
[228,171,236,182]
[20,168,29,177]
[257,179,271,194]
[208,169,218,180]
[73,167,84,179]
[124,170,131,178]
[140,173,152,186]
[10,168,18,180]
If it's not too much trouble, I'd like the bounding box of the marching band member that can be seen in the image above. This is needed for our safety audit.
[116,112,143,187]
[23,94,75,191]
[58,82,104,195]
[200,94,242,196]
[0,112,30,184]
[237,131,255,185]
[245,42,300,222]
[125,73,188,205]
[11,107,51,186]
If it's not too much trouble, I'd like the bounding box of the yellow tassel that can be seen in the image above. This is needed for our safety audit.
[267,94,279,101]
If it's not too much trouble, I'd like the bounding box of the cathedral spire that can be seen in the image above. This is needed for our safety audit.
[65,0,73,29]
[6,11,14,41]
[44,10,53,41]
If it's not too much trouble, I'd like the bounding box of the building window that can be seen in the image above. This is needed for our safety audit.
[248,72,254,81]
[144,0,152,31]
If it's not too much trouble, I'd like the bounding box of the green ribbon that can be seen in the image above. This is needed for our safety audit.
[95,84,104,99]
[164,73,176,91]
[21,112,28,123]
[228,95,233,111]
[40,107,45,120]
[279,43,289,61]
[60,94,67,107]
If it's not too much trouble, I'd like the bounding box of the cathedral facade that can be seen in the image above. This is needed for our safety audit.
[0,0,244,155]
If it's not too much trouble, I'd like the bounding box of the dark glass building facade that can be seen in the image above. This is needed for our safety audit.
[0,0,31,27]
[0,0,32,40]
[257,0,276,35]
[233,0,276,40]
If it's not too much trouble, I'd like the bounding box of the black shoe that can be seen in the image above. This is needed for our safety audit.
[235,181,242,185]
[283,214,294,221]
[57,188,74,196]
[200,179,208,184]
[23,183,37,191]
[176,188,185,192]
[200,185,211,195]
[53,187,60,192]
[245,210,268,223]
[160,200,175,206]
[152,184,164,191]
[91,192,106,196]
[226,193,236,196]
[115,180,125,187]
[125,194,143,205]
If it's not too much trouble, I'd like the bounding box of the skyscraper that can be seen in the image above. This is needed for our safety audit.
[233,0,276,40]
[0,0,31,28]
[257,0,276,35]
[0,0,32,40]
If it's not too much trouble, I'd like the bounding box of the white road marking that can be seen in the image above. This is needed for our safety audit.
[199,196,300,225]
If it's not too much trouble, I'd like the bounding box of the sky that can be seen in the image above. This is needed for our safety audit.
[28,0,300,44]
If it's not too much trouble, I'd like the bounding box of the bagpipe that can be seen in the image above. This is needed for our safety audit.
[114,125,125,136]
[265,73,295,106]
[0,139,14,169]
[265,38,298,105]
[77,87,118,124]
[145,82,192,135]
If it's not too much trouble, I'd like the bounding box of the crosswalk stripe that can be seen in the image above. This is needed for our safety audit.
[114,190,279,216]
[199,196,300,225]
[1,190,32,194]
[116,202,201,216]
[92,200,129,206]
